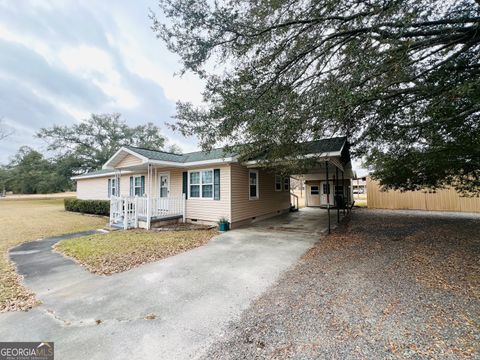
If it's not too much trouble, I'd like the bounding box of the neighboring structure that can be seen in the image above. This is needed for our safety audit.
[352,177,367,195]
[367,178,480,213]
[72,137,355,229]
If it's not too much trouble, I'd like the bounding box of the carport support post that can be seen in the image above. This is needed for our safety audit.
[326,160,330,234]
[336,167,340,224]
[342,170,346,216]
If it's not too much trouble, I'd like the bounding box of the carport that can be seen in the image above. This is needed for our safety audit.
[290,137,356,233]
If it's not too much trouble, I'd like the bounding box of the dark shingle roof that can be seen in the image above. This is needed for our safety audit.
[126,137,345,163]
[74,137,347,179]
[71,168,115,179]
[124,145,235,163]
[301,136,346,154]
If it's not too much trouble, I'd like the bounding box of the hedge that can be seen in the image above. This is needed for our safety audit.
[64,198,110,216]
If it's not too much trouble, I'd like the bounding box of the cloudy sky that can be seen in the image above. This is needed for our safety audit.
[0,0,366,175]
[0,0,206,164]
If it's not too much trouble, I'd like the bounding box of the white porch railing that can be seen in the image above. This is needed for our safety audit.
[109,194,186,230]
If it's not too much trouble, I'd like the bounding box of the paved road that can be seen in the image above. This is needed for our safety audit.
[0,208,332,360]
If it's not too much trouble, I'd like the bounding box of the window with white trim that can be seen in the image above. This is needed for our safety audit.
[249,170,259,199]
[189,170,213,199]
[275,175,282,191]
[109,178,116,197]
[134,176,143,196]
[284,177,290,191]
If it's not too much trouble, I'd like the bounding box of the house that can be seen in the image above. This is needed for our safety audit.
[353,177,367,194]
[72,137,355,229]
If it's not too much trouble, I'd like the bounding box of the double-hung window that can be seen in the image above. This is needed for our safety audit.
[134,176,143,196]
[189,170,213,199]
[311,186,319,195]
[284,177,290,191]
[110,178,116,197]
[249,170,259,200]
[275,175,282,191]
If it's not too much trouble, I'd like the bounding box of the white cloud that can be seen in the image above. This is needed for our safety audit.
[104,16,205,105]
[58,45,139,109]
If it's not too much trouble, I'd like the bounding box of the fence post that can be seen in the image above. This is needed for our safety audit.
[182,193,186,223]
[135,196,138,228]
[123,198,128,230]
[109,198,113,226]
[147,196,151,230]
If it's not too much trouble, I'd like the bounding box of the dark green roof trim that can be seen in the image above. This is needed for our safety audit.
[73,137,347,179]
[71,168,116,179]
[124,145,236,163]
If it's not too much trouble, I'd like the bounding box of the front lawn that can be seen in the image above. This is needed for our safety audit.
[55,229,218,275]
[0,198,107,312]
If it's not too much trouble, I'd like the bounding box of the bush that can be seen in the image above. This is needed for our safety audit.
[64,198,110,216]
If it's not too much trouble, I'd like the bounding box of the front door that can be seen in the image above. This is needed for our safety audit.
[158,173,170,198]
[158,173,170,213]
[320,181,332,206]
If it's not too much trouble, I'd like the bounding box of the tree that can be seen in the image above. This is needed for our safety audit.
[2,147,70,194]
[152,0,480,194]
[37,113,167,172]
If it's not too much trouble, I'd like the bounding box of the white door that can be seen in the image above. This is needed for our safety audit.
[320,181,332,206]
[158,173,170,212]
[158,173,170,197]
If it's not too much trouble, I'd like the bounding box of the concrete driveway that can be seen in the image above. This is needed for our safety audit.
[0,208,332,360]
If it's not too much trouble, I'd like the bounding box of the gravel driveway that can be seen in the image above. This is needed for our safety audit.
[203,209,480,359]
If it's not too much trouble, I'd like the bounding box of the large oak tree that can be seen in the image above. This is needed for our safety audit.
[152,0,480,194]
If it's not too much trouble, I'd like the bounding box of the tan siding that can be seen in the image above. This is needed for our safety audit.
[230,163,290,223]
[76,176,110,200]
[184,164,231,222]
[367,178,480,213]
[116,154,143,168]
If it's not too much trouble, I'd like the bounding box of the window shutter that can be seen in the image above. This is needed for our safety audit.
[182,172,188,199]
[141,176,145,196]
[129,176,134,196]
[214,169,220,200]
[108,178,111,198]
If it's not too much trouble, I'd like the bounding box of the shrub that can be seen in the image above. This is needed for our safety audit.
[64,198,110,216]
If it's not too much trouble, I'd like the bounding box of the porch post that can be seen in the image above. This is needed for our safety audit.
[123,198,128,230]
[182,192,186,223]
[342,170,346,215]
[336,167,340,224]
[147,164,151,230]
[326,160,330,234]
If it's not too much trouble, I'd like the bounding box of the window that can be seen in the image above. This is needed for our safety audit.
[335,185,344,195]
[189,170,213,199]
[275,175,282,191]
[109,178,116,197]
[249,170,259,199]
[134,176,143,196]
[311,186,319,195]
[284,177,290,191]
[323,183,330,194]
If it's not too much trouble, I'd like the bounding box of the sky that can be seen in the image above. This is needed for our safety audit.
[0,0,205,164]
[0,0,366,175]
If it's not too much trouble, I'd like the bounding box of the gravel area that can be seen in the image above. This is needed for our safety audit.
[203,209,480,359]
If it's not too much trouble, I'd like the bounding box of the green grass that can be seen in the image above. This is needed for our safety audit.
[0,198,107,312]
[55,229,218,275]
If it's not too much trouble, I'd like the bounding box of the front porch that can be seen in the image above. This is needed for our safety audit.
[109,194,186,229]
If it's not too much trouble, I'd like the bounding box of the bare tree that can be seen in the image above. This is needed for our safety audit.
[0,117,14,141]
